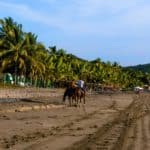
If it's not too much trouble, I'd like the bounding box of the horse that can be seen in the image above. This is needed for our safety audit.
[74,87,85,105]
[63,87,76,106]
[63,86,85,106]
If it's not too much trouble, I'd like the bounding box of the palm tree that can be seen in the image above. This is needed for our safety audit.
[0,17,25,83]
[23,32,46,82]
[0,17,46,85]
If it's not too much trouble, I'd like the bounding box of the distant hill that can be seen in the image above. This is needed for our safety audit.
[127,63,150,73]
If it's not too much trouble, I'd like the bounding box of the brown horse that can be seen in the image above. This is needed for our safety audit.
[74,87,85,105]
[63,87,85,106]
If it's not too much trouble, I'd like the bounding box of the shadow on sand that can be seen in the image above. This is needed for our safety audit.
[20,98,43,104]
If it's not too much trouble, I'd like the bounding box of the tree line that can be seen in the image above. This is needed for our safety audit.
[0,17,150,89]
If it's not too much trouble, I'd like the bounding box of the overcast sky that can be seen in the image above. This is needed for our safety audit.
[0,0,150,66]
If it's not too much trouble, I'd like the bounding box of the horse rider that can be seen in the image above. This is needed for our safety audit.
[77,79,86,93]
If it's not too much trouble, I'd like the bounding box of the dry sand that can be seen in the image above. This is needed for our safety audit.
[0,88,150,150]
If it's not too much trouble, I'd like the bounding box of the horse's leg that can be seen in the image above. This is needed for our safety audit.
[71,97,73,106]
[75,95,77,104]
[83,94,85,104]
[74,95,77,105]
[71,96,74,106]
[80,96,82,103]
[68,97,71,106]
[63,95,66,103]
[78,96,80,105]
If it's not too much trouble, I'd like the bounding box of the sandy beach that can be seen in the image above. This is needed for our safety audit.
[0,88,150,150]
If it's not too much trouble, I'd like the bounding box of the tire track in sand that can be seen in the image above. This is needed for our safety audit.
[121,94,150,150]
[65,93,150,150]
[2,98,118,150]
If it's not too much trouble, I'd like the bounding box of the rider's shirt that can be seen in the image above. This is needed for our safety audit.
[77,80,84,88]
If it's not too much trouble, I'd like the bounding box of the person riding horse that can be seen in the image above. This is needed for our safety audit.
[63,80,86,106]
[77,79,86,93]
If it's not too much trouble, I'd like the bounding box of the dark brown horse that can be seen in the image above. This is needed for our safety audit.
[63,87,85,106]
[63,87,75,106]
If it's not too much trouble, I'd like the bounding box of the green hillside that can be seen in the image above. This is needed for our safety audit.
[127,64,150,73]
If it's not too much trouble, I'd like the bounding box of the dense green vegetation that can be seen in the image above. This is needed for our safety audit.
[127,64,150,73]
[0,17,150,88]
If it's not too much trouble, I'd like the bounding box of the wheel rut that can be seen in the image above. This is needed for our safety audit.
[2,93,149,150]
[2,101,117,149]
[65,94,150,150]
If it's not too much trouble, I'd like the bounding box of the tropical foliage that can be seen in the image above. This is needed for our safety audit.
[0,17,150,88]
